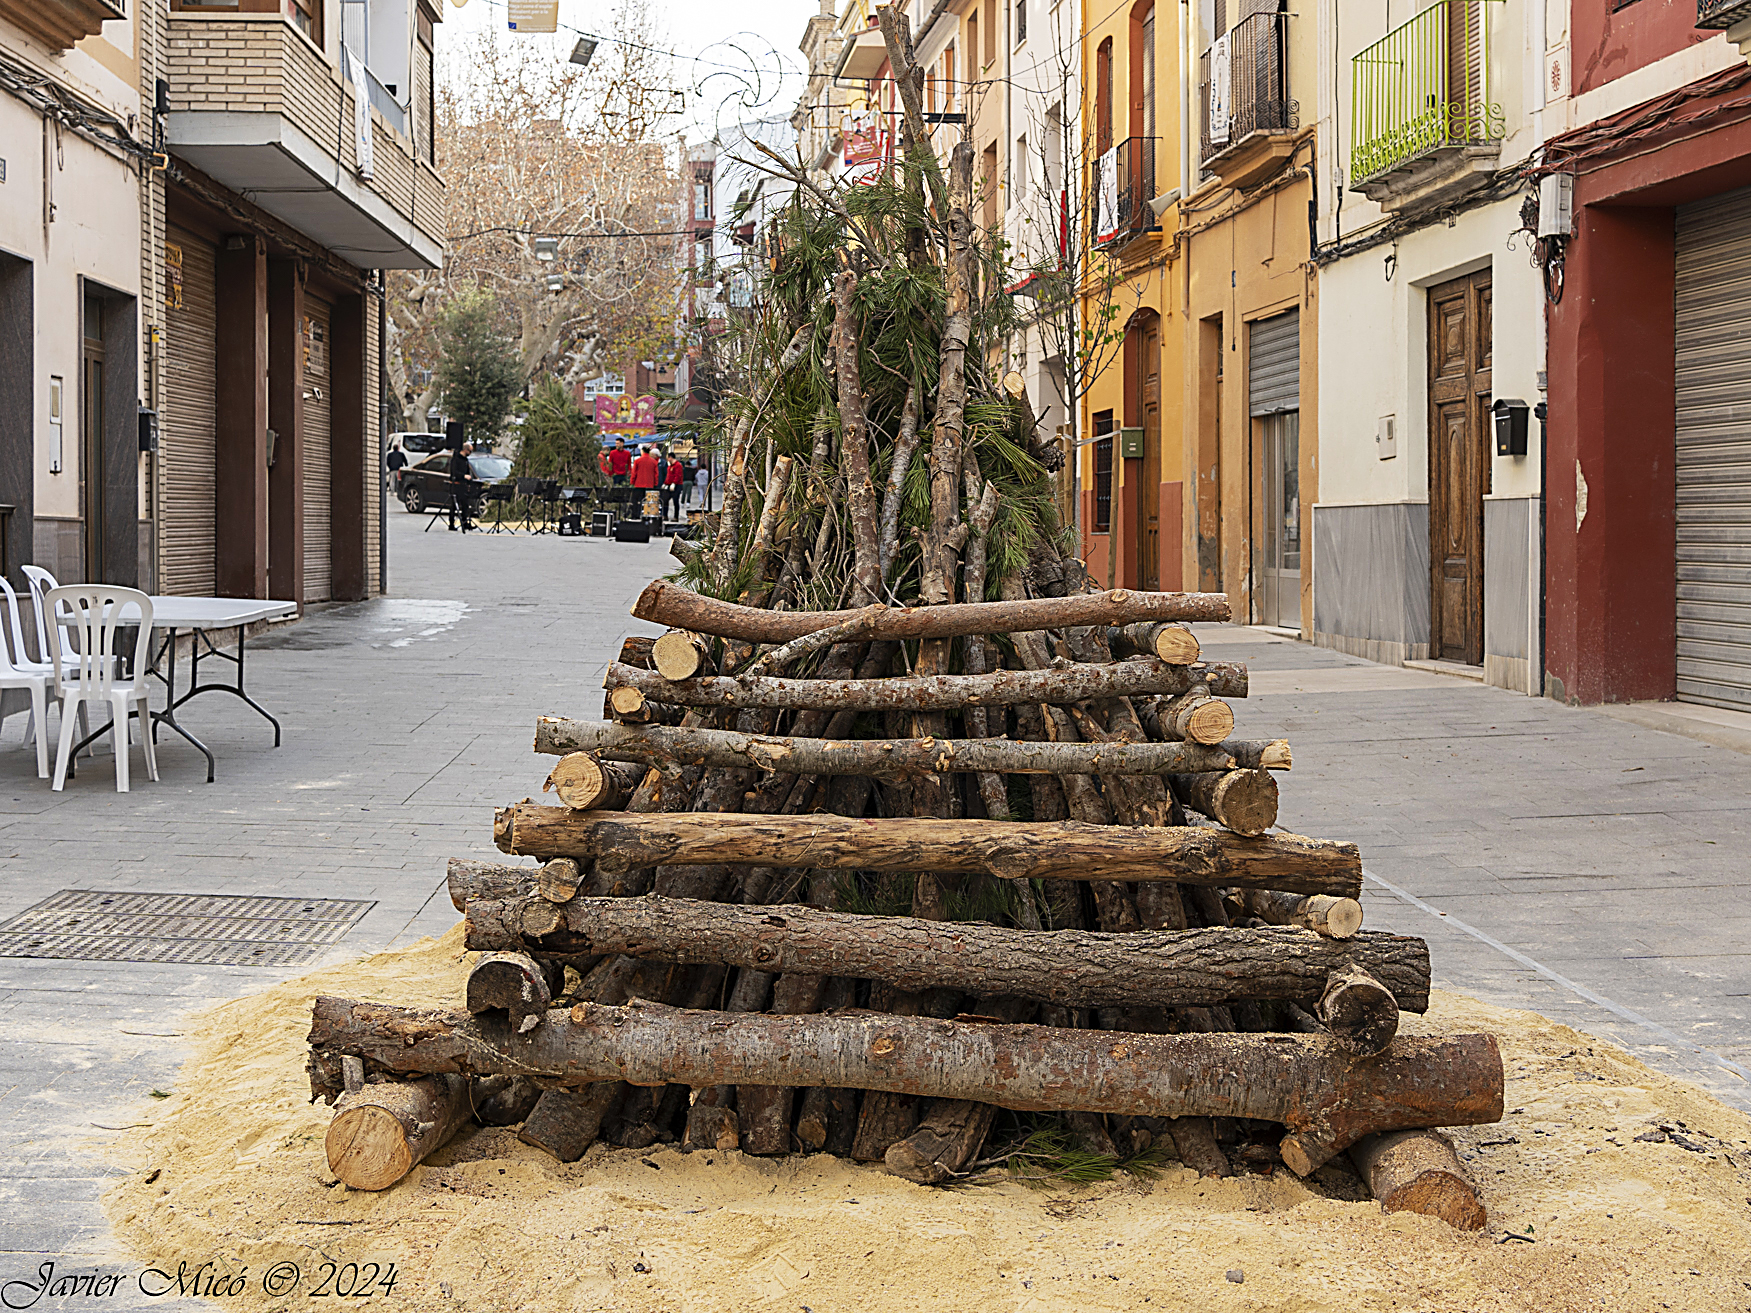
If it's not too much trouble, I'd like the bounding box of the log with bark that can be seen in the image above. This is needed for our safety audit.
[492,805,1363,896]
[536,717,1263,780]
[1108,622,1201,664]
[1240,890,1363,939]
[652,630,712,681]
[599,657,1248,712]
[1349,1129,1487,1230]
[1169,769,1279,835]
[544,753,647,812]
[1315,961,1402,1057]
[1158,683,1236,745]
[631,580,1233,643]
[324,1073,472,1190]
[308,997,1504,1174]
[518,1084,623,1163]
[461,894,1431,1011]
[465,952,561,1032]
[447,857,538,913]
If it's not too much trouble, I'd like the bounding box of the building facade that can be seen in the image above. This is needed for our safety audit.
[3,0,443,608]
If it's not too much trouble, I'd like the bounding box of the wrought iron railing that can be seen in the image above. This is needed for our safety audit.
[1200,12,1298,164]
[1350,0,1505,185]
[1697,0,1751,27]
[1089,136,1158,249]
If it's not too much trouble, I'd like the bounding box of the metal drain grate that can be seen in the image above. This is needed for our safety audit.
[0,889,376,967]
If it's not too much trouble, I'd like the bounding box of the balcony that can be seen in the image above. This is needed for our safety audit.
[1200,12,1300,189]
[0,0,125,52]
[164,15,443,269]
[1091,137,1159,251]
[1698,0,1751,27]
[1349,0,1504,213]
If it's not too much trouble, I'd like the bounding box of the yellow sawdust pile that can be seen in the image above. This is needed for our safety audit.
[102,924,1751,1311]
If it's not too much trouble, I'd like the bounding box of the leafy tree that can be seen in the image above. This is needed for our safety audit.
[513,376,603,486]
[435,290,520,447]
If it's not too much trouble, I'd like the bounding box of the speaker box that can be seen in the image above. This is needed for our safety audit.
[614,519,652,543]
[557,513,584,536]
[591,511,614,537]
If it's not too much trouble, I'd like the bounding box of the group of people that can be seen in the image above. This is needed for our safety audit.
[598,437,708,521]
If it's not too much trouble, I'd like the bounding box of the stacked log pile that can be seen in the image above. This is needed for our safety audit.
[304,7,1497,1228]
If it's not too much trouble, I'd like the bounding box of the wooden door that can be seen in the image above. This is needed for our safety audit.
[1427,271,1491,664]
[1137,314,1161,591]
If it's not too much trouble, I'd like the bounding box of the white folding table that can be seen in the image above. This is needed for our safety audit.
[68,596,296,784]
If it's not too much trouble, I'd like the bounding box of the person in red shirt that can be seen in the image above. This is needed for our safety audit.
[606,438,632,485]
[630,444,661,489]
[597,447,613,481]
[661,449,685,522]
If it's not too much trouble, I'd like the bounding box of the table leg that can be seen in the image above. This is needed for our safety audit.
[152,629,218,783]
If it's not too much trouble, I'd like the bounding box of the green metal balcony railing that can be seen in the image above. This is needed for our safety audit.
[1350,0,1505,186]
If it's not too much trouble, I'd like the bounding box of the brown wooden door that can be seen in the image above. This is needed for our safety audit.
[1428,271,1491,664]
[1137,314,1162,591]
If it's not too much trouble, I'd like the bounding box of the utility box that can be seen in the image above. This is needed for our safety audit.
[138,407,159,453]
[1493,398,1530,457]
[1118,427,1145,460]
[1538,173,1573,238]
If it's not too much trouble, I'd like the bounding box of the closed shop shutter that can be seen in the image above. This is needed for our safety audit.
[161,225,217,596]
[303,292,333,603]
[1675,186,1751,710]
[1248,309,1299,417]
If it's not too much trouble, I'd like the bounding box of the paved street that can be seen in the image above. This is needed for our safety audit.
[2,515,1749,1278]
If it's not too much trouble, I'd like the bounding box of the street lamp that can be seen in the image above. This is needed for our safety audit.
[569,37,597,66]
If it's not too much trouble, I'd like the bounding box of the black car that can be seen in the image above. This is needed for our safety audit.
[399,451,512,513]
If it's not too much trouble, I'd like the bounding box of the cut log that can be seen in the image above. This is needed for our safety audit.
[600,657,1247,711]
[608,686,650,723]
[325,1074,472,1190]
[1316,962,1401,1057]
[447,857,538,913]
[470,1074,541,1126]
[544,754,645,812]
[491,806,1364,897]
[538,857,586,904]
[1160,684,1235,745]
[465,952,561,1031]
[1349,1129,1487,1231]
[536,717,1246,779]
[517,1084,623,1163]
[617,635,657,670]
[1169,769,1279,835]
[461,894,1430,1011]
[1109,622,1200,664]
[681,1084,739,1152]
[1166,1116,1231,1178]
[652,630,711,681]
[308,998,1504,1174]
[1241,890,1363,939]
[885,1098,996,1184]
[738,971,826,1155]
[632,580,1233,643]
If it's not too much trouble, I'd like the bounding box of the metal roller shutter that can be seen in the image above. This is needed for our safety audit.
[161,225,217,596]
[1675,186,1751,710]
[1248,308,1299,417]
[303,293,333,603]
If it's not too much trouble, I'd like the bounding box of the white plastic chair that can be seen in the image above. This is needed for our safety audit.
[47,586,159,793]
[20,565,93,753]
[0,578,55,778]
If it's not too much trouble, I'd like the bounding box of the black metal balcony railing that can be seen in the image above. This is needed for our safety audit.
[1199,12,1298,165]
[1090,136,1158,249]
[1697,0,1751,27]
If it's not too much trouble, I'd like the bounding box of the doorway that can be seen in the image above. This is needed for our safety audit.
[1135,312,1162,590]
[1258,411,1300,630]
[1427,269,1492,664]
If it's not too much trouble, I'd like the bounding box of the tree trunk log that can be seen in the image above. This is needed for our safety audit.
[737,971,826,1156]
[1316,962,1402,1057]
[1166,1116,1231,1178]
[651,630,712,681]
[325,1074,472,1190]
[462,894,1429,1011]
[1108,622,1201,664]
[1240,891,1363,939]
[1160,684,1235,745]
[617,635,657,670]
[538,857,586,904]
[465,952,561,1031]
[631,580,1233,643]
[470,1074,540,1127]
[308,998,1504,1174]
[681,1084,740,1152]
[544,754,646,812]
[491,805,1363,896]
[538,717,1255,779]
[1349,1129,1487,1231]
[517,1083,623,1163]
[447,858,537,913]
[599,658,1247,713]
[1169,769,1279,835]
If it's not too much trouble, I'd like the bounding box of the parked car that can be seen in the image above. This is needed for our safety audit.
[399,451,512,513]
[391,430,448,457]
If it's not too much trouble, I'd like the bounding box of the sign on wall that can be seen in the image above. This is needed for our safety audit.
[594,394,656,434]
[163,242,183,311]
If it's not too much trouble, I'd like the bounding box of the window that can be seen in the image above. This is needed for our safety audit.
[287,0,319,38]
[694,182,711,221]
[1015,0,1026,44]
[1096,38,1114,153]
[983,0,996,65]
[944,45,956,109]
[1136,3,1155,142]
[1013,133,1028,202]
[1093,409,1115,532]
[968,12,979,73]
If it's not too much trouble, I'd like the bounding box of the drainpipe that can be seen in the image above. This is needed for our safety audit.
[1179,0,1192,201]
[377,268,388,596]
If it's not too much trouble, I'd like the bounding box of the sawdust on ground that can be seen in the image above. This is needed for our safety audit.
[100,924,1751,1313]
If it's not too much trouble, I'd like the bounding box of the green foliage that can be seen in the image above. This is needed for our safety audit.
[513,376,602,486]
[435,289,520,447]
[998,1119,1174,1188]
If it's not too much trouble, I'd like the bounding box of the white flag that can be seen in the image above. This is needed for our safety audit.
[1209,33,1231,147]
